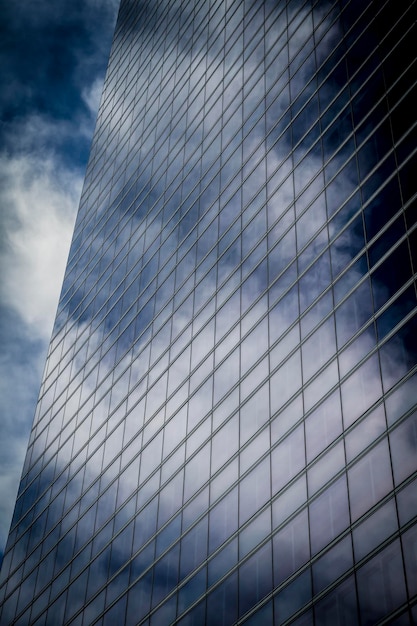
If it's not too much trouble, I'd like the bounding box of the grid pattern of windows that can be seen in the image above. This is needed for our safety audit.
[1,0,416,624]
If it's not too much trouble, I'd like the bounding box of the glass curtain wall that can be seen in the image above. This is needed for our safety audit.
[0,0,416,624]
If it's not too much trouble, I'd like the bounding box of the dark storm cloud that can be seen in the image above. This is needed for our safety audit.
[0,0,119,163]
[0,0,116,119]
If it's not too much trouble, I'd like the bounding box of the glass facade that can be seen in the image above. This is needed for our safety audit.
[1,0,416,624]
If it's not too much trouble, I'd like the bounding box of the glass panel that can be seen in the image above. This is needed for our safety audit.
[207,537,238,588]
[272,475,307,529]
[312,535,353,594]
[341,354,383,429]
[348,439,393,522]
[389,411,417,486]
[151,542,180,608]
[345,405,386,463]
[314,575,358,625]
[239,541,273,617]
[177,569,206,617]
[177,599,206,625]
[206,570,238,626]
[209,487,238,553]
[338,324,377,379]
[239,457,270,525]
[270,351,302,414]
[210,458,238,503]
[103,595,127,626]
[401,524,417,598]
[211,415,239,474]
[385,372,417,426]
[305,390,343,462]
[239,427,269,475]
[274,570,311,625]
[241,600,273,625]
[184,441,210,502]
[397,477,417,527]
[353,499,398,561]
[271,424,305,495]
[125,572,152,624]
[273,508,309,586]
[213,346,240,404]
[239,382,269,446]
[303,359,338,412]
[307,441,345,496]
[239,507,271,559]
[357,540,407,626]
[309,475,349,555]
[301,317,336,382]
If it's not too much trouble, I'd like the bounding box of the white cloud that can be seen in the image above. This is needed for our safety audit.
[0,153,80,338]
[0,141,81,555]
[82,77,105,118]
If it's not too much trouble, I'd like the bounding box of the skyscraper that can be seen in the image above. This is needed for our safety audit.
[1,0,416,623]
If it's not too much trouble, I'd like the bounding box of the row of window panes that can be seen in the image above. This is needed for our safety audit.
[28,204,412,502]
[29,232,412,516]
[8,448,414,624]
[65,0,342,280]
[34,173,412,466]
[52,47,412,370]
[4,352,416,608]
[23,464,417,626]
[79,0,412,282]
[7,348,416,608]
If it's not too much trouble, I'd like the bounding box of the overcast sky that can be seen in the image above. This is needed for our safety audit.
[0,0,119,562]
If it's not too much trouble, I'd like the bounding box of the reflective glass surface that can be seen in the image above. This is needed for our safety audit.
[1,0,416,624]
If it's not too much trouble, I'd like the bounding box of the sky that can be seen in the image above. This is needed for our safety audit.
[0,0,119,562]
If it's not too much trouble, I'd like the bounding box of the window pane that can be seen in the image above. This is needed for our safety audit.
[389,411,417,485]
[271,425,305,495]
[357,540,407,625]
[206,571,238,626]
[239,457,270,525]
[312,535,352,594]
[314,575,358,625]
[273,509,309,585]
[348,439,393,522]
[274,570,311,625]
[209,487,238,553]
[353,499,398,561]
[402,524,417,598]
[239,541,273,617]
[309,475,349,555]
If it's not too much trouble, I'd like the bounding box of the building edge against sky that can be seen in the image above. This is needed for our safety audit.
[1,0,417,624]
